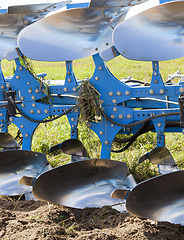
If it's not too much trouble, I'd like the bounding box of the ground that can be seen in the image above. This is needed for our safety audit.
[0,199,184,240]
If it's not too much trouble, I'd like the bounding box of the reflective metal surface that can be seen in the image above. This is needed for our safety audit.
[8,2,70,14]
[0,1,69,60]
[139,147,177,166]
[100,46,120,62]
[90,0,147,7]
[33,159,130,208]
[126,170,184,225]
[0,150,48,195]
[18,6,127,61]
[113,1,184,61]
[0,132,20,149]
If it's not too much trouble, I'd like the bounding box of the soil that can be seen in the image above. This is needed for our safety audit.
[0,199,184,240]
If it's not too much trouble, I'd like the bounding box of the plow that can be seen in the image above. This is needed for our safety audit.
[1,0,184,226]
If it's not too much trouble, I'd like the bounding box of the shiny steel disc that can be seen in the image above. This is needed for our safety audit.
[89,0,147,7]
[0,150,48,195]
[18,6,128,61]
[126,170,184,225]
[33,159,131,208]
[113,1,184,61]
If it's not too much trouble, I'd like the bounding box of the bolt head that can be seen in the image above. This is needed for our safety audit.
[20,96,24,100]
[95,76,99,81]
[28,89,32,93]
[113,107,118,112]
[64,88,68,92]
[112,99,117,104]
[125,91,130,96]
[35,89,39,93]
[37,110,41,114]
[119,114,123,119]
[154,72,157,76]
[21,125,24,128]
[19,66,23,71]
[6,83,10,88]
[9,117,13,121]
[127,114,132,119]
[25,133,29,137]
[149,89,154,95]
[16,76,20,79]
[1,85,5,89]
[31,96,35,100]
[111,114,115,119]
[117,91,121,96]
[72,87,76,92]
[21,104,25,108]
[98,66,102,71]
[157,123,161,127]
[180,87,184,93]
[160,89,164,94]
[44,109,49,114]
[27,82,30,85]
[109,91,113,96]
[100,131,103,135]
[104,140,109,145]
[30,110,34,114]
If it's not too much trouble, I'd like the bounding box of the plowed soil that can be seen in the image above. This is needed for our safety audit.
[0,199,184,240]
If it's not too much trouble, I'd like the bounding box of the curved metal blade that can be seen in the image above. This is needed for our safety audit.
[18,6,127,61]
[113,1,184,61]
[0,150,48,195]
[50,139,88,156]
[89,0,147,7]
[33,159,130,208]
[8,2,70,14]
[0,132,20,149]
[139,147,176,166]
[126,170,184,225]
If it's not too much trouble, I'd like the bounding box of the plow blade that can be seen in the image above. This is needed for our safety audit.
[0,132,20,149]
[126,170,184,225]
[0,150,49,195]
[113,1,184,61]
[33,159,134,210]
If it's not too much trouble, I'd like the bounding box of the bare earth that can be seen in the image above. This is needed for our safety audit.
[0,199,184,240]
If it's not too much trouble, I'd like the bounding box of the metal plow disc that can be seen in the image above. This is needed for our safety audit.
[17,4,131,61]
[0,132,20,149]
[126,170,184,225]
[33,159,133,210]
[113,1,184,61]
[0,150,49,195]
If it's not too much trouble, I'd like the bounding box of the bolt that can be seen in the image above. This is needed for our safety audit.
[6,83,10,88]
[67,72,70,75]
[73,87,76,92]
[27,82,30,85]
[68,78,71,82]
[37,110,41,114]
[1,85,5,89]
[105,140,109,145]
[31,96,35,100]
[149,89,154,95]
[28,89,32,93]
[112,99,117,104]
[111,114,115,119]
[32,103,36,107]
[19,66,23,71]
[21,125,24,128]
[154,80,158,84]
[72,124,75,128]
[100,131,103,135]
[154,72,157,76]
[180,87,184,92]
[160,89,164,94]
[0,113,3,116]
[100,99,104,104]
[158,131,162,134]
[30,110,34,114]
[109,91,113,96]
[20,96,24,100]
[113,107,118,112]
[98,66,102,70]
[74,108,78,113]
[157,123,161,127]
[117,91,121,96]
[64,88,68,92]
[21,103,25,108]
[125,91,130,96]
[35,89,39,93]
[25,133,29,137]
[119,114,123,119]
[71,118,75,121]
[44,109,49,114]
[127,114,132,119]
[9,117,13,122]
[111,124,114,127]
[16,76,20,79]
[95,77,99,81]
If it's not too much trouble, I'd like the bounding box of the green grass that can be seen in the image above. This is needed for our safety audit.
[2,56,184,181]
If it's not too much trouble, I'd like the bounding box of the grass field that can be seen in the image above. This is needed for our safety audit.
[1,56,184,182]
